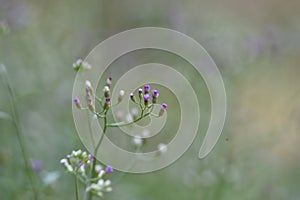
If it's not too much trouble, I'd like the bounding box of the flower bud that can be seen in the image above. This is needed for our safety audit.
[105,166,113,173]
[130,93,136,102]
[72,59,82,71]
[144,94,150,106]
[158,103,167,116]
[82,61,91,70]
[73,97,81,109]
[152,89,159,103]
[133,136,143,147]
[103,86,110,98]
[118,90,125,102]
[87,98,95,112]
[104,98,111,110]
[144,85,150,94]
[138,88,143,100]
[106,77,112,87]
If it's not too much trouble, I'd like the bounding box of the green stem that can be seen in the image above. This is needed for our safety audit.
[75,175,79,200]
[0,65,38,199]
[86,112,108,200]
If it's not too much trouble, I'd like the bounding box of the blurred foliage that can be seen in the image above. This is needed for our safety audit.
[1,0,300,199]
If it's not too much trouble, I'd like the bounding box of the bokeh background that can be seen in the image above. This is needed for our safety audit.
[1,0,300,199]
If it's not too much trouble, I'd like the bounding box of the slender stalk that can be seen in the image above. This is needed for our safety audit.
[0,65,38,199]
[86,111,108,200]
[75,175,79,200]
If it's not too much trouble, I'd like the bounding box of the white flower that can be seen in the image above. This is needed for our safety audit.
[82,61,92,70]
[133,136,143,147]
[85,80,92,88]
[103,86,110,93]
[157,143,167,154]
[118,90,125,102]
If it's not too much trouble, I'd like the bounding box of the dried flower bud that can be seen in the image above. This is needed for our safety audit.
[73,97,81,109]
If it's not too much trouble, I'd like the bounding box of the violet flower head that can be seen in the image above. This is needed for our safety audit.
[105,98,111,103]
[144,94,150,101]
[161,103,167,110]
[74,97,81,109]
[30,159,42,172]
[105,166,113,173]
[152,90,159,98]
[87,98,93,105]
[88,155,94,163]
[144,85,150,93]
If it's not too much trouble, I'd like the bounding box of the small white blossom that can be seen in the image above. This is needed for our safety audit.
[157,143,168,154]
[82,61,92,70]
[133,136,143,147]
[85,80,92,88]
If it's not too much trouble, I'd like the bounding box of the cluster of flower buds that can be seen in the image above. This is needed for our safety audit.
[60,150,94,175]
[130,84,167,116]
[72,59,92,72]
[86,178,112,197]
[61,151,113,198]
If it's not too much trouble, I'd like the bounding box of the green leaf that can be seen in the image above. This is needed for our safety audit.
[0,111,13,121]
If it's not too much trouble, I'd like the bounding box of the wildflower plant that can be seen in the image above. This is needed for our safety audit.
[60,60,168,200]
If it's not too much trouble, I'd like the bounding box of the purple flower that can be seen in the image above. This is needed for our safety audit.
[152,90,159,98]
[144,85,150,93]
[74,97,81,109]
[105,166,113,173]
[138,88,143,94]
[105,98,111,103]
[74,97,80,104]
[30,159,42,172]
[87,98,93,105]
[89,155,94,162]
[144,94,150,101]
[161,103,167,110]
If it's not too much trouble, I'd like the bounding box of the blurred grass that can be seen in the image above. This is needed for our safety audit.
[1,0,300,199]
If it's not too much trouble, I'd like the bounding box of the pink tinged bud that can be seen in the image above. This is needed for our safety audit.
[86,86,91,96]
[87,98,95,112]
[74,97,81,109]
